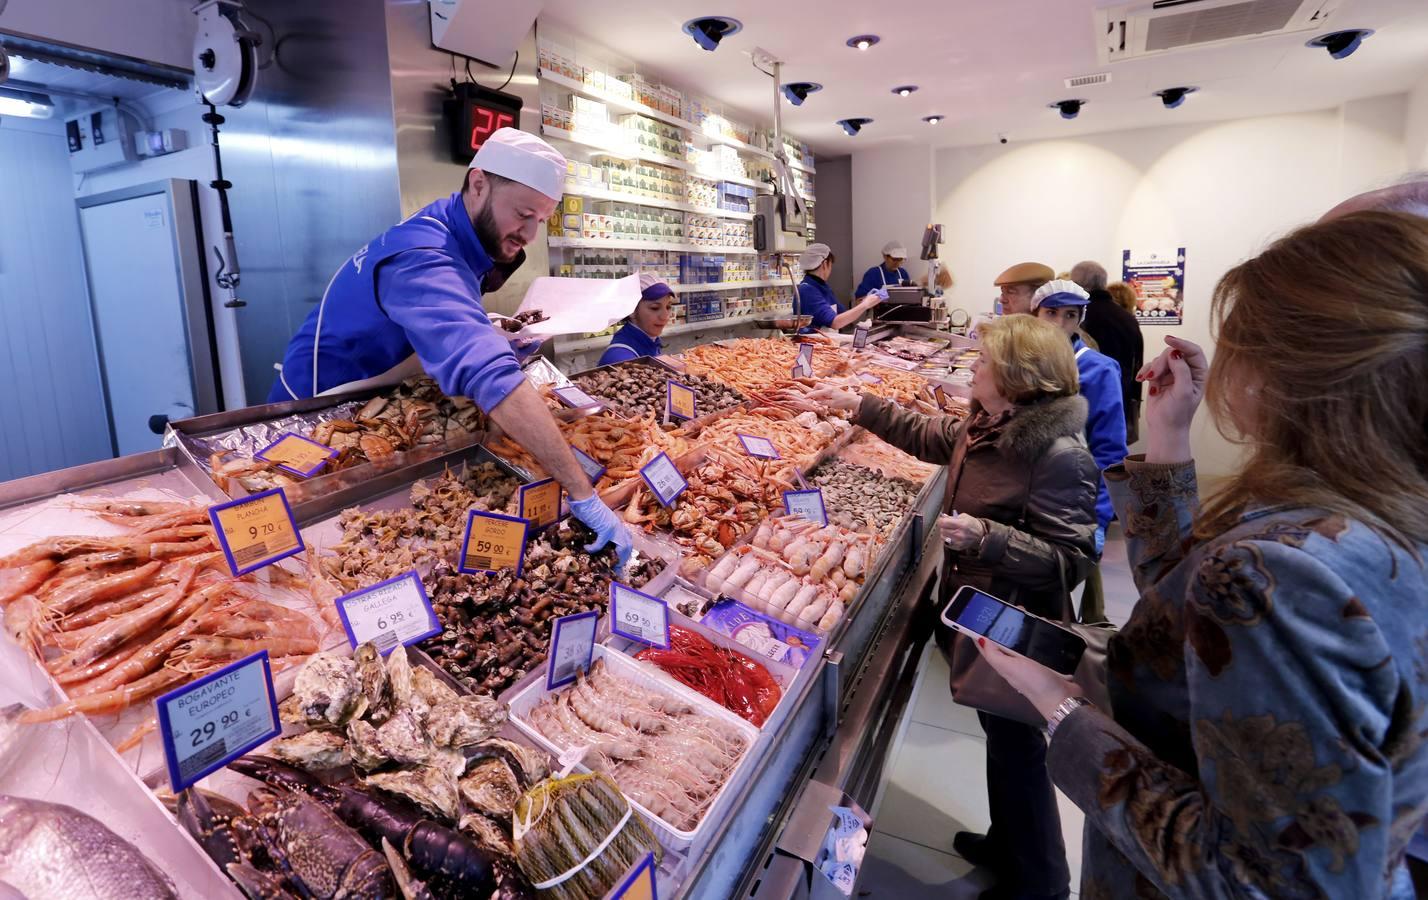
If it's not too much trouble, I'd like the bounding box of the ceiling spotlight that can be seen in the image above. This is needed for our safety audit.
[846,34,880,51]
[682,16,743,52]
[782,82,823,106]
[892,85,918,97]
[1050,99,1085,120]
[1307,28,1374,60]
[1156,86,1197,109]
[837,117,873,136]
[923,115,943,125]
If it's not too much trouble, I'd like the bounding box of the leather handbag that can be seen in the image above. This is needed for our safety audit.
[945,557,1114,726]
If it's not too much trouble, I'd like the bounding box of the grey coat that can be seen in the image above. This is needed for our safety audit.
[854,393,1099,618]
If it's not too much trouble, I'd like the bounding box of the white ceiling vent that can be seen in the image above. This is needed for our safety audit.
[1096,0,1344,63]
[1065,72,1113,89]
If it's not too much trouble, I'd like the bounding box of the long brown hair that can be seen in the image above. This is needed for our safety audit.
[1198,211,1428,547]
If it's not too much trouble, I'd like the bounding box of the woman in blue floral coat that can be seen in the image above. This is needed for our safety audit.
[982,210,1428,899]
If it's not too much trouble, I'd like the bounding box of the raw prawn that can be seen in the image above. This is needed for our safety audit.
[18,667,190,724]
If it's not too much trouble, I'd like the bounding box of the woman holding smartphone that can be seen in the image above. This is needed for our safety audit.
[982,212,1428,898]
[814,315,1099,900]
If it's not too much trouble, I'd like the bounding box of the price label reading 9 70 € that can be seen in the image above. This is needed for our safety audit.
[459,511,531,576]
[610,582,670,649]
[209,488,305,576]
[336,571,440,655]
[157,650,281,793]
[519,478,562,530]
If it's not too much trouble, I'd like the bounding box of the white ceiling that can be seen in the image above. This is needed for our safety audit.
[538,0,1428,157]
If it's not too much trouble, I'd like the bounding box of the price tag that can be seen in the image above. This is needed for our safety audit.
[791,343,814,378]
[335,571,439,655]
[571,445,608,483]
[553,385,602,410]
[208,488,304,576]
[604,851,658,900]
[547,610,599,689]
[518,478,563,530]
[857,372,882,385]
[610,583,670,648]
[933,384,950,407]
[737,434,780,460]
[459,510,531,576]
[783,489,828,526]
[157,650,281,793]
[852,322,870,350]
[665,380,697,422]
[254,432,338,478]
[822,862,857,895]
[639,452,688,508]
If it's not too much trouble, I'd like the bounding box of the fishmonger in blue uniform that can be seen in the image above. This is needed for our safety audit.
[796,243,883,332]
[855,240,911,301]
[267,127,633,562]
[597,276,674,366]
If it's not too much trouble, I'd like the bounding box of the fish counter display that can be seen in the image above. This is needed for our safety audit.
[0,331,968,899]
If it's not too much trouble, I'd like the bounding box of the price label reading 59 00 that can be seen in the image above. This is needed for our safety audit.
[459,510,531,577]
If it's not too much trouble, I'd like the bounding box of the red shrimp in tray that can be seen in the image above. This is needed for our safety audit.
[636,626,782,726]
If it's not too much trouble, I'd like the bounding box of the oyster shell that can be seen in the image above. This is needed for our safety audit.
[458,812,514,857]
[268,729,352,771]
[290,653,366,726]
[364,765,460,822]
[347,720,386,771]
[373,708,433,766]
[426,695,506,749]
[458,738,550,819]
[355,642,391,723]
[412,665,459,709]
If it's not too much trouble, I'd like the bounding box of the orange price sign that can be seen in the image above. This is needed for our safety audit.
[604,852,658,900]
[518,479,562,530]
[459,511,531,576]
[665,380,697,422]
[209,488,305,576]
[254,432,337,478]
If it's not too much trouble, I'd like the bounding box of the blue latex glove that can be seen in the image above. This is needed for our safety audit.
[1093,524,1106,557]
[569,494,633,568]
[511,337,544,363]
[873,288,890,301]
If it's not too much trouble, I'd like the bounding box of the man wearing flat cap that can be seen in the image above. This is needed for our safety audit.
[855,240,912,302]
[993,261,1055,315]
[268,127,633,563]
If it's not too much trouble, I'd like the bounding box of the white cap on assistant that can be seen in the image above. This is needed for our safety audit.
[469,127,568,202]
[800,243,832,271]
[882,240,907,259]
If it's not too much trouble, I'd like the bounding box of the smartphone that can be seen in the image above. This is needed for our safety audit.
[941,585,1086,676]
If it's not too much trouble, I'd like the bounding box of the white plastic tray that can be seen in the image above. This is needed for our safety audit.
[506,644,759,849]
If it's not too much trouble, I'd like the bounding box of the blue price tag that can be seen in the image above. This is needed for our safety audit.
[605,851,658,900]
[547,610,599,690]
[335,571,439,655]
[610,583,669,648]
[553,385,602,410]
[254,431,339,478]
[639,452,688,508]
[737,433,780,460]
[852,323,870,350]
[157,650,281,793]
[792,343,814,378]
[783,489,828,526]
[572,445,608,483]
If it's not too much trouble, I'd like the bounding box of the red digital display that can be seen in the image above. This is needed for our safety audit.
[470,105,518,152]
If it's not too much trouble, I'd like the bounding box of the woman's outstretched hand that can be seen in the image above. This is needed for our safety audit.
[1137,335,1207,464]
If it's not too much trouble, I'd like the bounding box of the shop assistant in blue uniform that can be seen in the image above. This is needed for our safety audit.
[597,276,674,366]
[796,243,883,332]
[267,127,633,562]
[855,240,912,301]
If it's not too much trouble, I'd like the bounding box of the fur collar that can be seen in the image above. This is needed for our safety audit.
[997,394,1088,460]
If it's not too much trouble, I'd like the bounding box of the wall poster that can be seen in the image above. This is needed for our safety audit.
[1121,247,1186,326]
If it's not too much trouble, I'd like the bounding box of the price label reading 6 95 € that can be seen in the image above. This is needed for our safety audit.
[208,488,305,576]
[459,510,531,577]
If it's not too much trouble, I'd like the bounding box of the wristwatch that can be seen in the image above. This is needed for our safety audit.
[1046,696,1090,738]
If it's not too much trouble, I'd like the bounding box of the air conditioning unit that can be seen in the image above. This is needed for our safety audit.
[1095,0,1344,64]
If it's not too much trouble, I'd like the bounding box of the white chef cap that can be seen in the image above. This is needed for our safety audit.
[882,241,907,259]
[800,243,832,271]
[469,127,567,202]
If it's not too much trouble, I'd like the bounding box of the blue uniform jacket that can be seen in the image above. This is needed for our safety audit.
[597,321,663,367]
[268,192,524,414]
[855,264,909,299]
[1072,335,1128,529]
[797,274,841,330]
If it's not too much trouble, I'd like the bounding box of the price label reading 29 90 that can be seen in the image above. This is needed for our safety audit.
[208,488,305,577]
[459,510,531,577]
[156,650,281,793]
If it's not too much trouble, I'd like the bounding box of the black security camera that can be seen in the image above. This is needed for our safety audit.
[782,82,822,106]
[1307,29,1373,60]
[682,16,742,52]
[838,117,872,136]
[1156,86,1196,109]
[998,133,1008,144]
[1050,99,1085,120]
